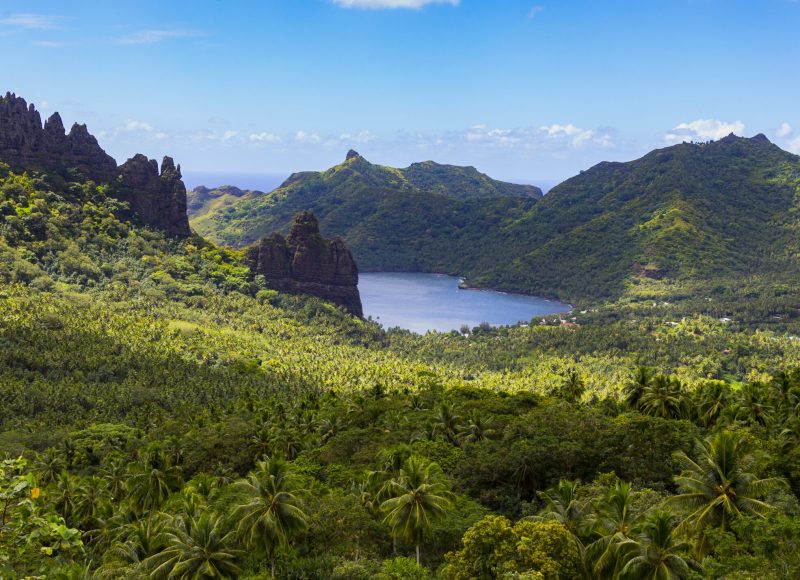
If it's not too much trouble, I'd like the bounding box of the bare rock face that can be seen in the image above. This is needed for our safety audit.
[0,93,191,237]
[246,211,363,316]
[0,94,43,169]
[0,93,116,182]
[67,123,117,183]
[115,155,192,237]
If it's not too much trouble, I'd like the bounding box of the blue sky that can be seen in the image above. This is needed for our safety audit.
[2,0,799,183]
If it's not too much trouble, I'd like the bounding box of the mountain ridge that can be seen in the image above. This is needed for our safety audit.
[191,134,800,303]
[0,93,191,237]
[188,151,544,281]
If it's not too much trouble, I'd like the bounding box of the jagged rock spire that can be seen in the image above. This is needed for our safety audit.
[246,211,362,316]
[0,93,191,237]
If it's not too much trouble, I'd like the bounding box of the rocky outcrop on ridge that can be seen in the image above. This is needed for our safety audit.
[0,92,190,236]
[246,211,363,316]
[0,93,117,183]
[115,155,192,237]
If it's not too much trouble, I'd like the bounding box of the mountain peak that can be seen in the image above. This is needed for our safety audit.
[346,149,361,161]
[0,94,191,237]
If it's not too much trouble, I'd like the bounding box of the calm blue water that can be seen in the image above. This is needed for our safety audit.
[359,272,569,334]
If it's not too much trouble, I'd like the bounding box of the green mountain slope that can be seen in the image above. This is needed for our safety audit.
[475,134,800,300]
[191,137,800,303]
[7,99,800,579]
[188,151,542,274]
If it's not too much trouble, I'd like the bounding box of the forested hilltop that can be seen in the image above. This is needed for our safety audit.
[189,151,542,276]
[3,95,800,578]
[193,135,800,304]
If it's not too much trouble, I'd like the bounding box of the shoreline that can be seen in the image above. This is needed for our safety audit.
[359,269,574,313]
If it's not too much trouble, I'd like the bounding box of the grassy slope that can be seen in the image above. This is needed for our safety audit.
[475,135,800,301]
[190,138,800,304]
[188,154,542,275]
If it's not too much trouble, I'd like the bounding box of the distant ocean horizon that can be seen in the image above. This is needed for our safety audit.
[181,171,562,195]
[181,171,290,193]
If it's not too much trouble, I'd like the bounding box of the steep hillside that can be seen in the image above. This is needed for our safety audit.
[187,184,262,217]
[5,96,800,579]
[188,151,542,275]
[191,136,800,303]
[474,134,800,300]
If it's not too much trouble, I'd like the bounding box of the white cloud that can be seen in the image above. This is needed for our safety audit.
[120,119,154,132]
[528,5,544,19]
[222,130,239,142]
[414,123,617,152]
[539,124,612,148]
[1,13,62,29]
[664,119,745,144]
[295,131,322,144]
[249,132,282,143]
[114,29,202,45]
[339,130,375,144]
[332,0,459,9]
[777,122,793,138]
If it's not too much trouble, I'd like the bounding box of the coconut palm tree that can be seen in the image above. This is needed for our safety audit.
[560,370,586,403]
[769,370,800,416]
[693,380,732,427]
[96,516,168,575]
[586,480,640,578]
[36,447,63,485]
[667,430,787,553]
[75,475,111,545]
[431,402,461,445]
[232,456,307,578]
[458,411,496,444]
[530,479,589,537]
[100,455,128,502]
[54,472,80,526]
[639,375,687,419]
[618,510,700,579]
[380,456,452,566]
[127,446,182,517]
[142,512,243,579]
[734,382,775,428]
[625,366,653,409]
[184,473,224,503]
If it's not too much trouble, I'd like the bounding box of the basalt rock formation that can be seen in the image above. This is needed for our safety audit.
[246,211,363,316]
[0,92,190,237]
[115,155,191,237]
[0,93,118,183]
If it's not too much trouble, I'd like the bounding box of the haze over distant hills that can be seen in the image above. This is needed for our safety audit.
[191,135,800,303]
[189,150,543,277]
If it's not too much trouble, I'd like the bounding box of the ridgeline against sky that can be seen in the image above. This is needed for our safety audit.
[1,0,798,180]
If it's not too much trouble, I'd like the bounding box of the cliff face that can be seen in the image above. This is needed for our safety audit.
[246,211,363,316]
[0,92,190,237]
[0,93,117,183]
[115,155,191,237]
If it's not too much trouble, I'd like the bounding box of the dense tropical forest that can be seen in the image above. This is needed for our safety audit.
[4,85,800,578]
[3,153,800,579]
[191,135,800,304]
[188,152,543,281]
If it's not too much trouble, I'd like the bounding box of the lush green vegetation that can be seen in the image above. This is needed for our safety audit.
[191,136,800,307]
[479,134,800,302]
[4,155,800,578]
[188,153,542,278]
